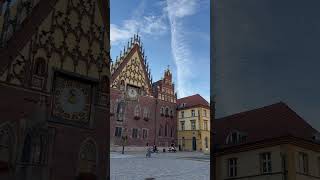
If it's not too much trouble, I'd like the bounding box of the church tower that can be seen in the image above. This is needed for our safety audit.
[153,66,177,103]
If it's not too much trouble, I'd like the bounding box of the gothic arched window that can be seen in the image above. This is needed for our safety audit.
[33,58,46,76]
[117,101,125,121]
[143,108,149,120]
[134,105,140,117]
[165,124,168,137]
[165,107,169,116]
[21,134,32,163]
[160,107,164,115]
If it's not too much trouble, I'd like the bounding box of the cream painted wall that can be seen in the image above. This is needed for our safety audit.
[177,106,211,152]
[216,146,283,180]
[215,144,320,180]
[293,146,320,180]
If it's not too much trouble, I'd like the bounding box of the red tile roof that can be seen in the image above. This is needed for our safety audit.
[177,94,210,109]
[214,102,319,147]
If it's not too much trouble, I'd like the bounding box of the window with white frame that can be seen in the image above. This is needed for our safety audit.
[298,152,308,174]
[132,128,138,139]
[190,120,196,130]
[204,120,208,130]
[115,127,122,137]
[142,129,148,139]
[228,158,237,177]
[260,152,272,173]
[134,105,140,117]
[203,109,207,117]
[191,110,195,117]
[180,121,185,130]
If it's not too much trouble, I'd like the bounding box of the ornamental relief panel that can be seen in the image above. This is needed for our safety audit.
[2,0,110,90]
[111,52,150,94]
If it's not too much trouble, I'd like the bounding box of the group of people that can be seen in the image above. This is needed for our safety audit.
[146,143,176,158]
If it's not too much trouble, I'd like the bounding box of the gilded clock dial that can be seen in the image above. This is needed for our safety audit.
[59,88,86,113]
[52,76,92,123]
[128,88,137,98]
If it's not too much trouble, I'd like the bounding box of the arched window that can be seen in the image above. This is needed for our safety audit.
[21,133,45,164]
[21,134,32,163]
[134,105,140,117]
[143,108,149,119]
[32,137,42,164]
[170,110,173,117]
[165,107,169,116]
[117,101,125,121]
[33,58,46,76]
[160,107,164,115]
[165,123,168,136]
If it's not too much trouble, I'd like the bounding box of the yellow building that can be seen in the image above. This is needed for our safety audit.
[214,102,320,180]
[177,94,210,153]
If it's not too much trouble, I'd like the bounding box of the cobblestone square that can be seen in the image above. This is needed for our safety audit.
[110,151,210,180]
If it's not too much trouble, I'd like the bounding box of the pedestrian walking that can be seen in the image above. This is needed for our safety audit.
[146,147,152,158]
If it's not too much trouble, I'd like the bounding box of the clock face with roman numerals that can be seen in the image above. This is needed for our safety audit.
[52,75,92,123]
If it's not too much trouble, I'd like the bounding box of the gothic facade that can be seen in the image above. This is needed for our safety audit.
[0,0,110,180]
[110,35,177,147]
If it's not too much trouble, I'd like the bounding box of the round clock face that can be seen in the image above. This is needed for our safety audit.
[128,88,137,98]
[59,88,86,113]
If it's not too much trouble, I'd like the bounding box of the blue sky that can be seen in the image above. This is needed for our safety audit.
[110,0,210,101]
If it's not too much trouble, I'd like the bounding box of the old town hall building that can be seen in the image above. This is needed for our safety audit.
[0,0,110,180]
[110,35,177,148]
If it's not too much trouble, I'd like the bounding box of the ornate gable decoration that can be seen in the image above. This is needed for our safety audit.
[110,34,153,94]
[0,0,110,86]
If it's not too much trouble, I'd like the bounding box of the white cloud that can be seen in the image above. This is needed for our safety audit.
[165,0,201,98]
[165,0,200,18]
[110,1,168,47]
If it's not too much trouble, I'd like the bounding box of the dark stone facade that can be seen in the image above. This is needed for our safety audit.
[0,0,110,180]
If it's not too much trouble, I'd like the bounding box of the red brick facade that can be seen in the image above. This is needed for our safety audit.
[110,36,177,147]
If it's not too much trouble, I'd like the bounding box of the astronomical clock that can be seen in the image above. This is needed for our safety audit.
[126,85,139,101]
[51,72,95,126]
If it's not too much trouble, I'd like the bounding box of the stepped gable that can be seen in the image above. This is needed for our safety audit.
[110,34,153,94]
[214,102,319,147]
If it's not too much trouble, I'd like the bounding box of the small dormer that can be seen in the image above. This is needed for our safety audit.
[312,132,320,142]
[226,130,247,145]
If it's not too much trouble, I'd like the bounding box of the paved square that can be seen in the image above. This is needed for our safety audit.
[110,151,210,180]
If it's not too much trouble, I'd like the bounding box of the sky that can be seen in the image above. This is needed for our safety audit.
[110,0,210,101]
[214,0,320,131]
